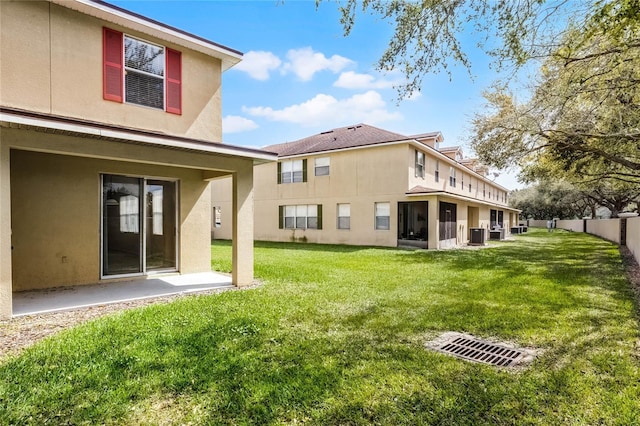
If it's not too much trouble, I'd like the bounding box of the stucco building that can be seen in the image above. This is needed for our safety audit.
[212,124,519,248]
[0,0,275,318]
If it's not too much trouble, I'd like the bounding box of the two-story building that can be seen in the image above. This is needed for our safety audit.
[0,0,276,318]
[211,123,518,248]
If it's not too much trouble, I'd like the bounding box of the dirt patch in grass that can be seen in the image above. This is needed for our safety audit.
[0,284,259,362]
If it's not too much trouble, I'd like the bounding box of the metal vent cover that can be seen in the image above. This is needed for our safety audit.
[426,332,536,367]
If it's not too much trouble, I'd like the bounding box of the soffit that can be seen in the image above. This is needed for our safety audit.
[0,108,276,164]
[52,0,243,71]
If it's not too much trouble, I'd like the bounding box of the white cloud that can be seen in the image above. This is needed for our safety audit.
[233,51,282,80]
[222,115,259,133]
[282,47,353,81]
[404,90,423,101]
[243,90,402,127]
[333,71,398,90]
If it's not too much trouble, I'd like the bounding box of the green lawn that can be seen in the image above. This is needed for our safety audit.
[1,229,639,424]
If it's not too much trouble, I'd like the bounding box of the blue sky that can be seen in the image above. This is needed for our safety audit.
[109,0,521,189]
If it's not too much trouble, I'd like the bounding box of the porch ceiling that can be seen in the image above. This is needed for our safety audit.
[0,107,277,169]
[406,187,520,212]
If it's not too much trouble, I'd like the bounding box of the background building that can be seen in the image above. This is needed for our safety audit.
[212,123,518,248]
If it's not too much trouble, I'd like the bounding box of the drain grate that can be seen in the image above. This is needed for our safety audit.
[426,332,536,367]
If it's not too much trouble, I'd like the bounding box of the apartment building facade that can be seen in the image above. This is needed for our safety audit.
[212,124,518,248]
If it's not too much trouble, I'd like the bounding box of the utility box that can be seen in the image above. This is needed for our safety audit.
[469,227,486,245]
[490,228,506,240]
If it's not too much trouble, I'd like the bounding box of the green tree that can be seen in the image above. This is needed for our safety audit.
[324,0,636,99]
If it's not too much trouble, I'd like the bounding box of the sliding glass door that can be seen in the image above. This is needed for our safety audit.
[102,174,177,277]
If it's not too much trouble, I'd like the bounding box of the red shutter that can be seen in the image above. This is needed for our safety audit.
[103,28,123,102]
[166,48,182,115]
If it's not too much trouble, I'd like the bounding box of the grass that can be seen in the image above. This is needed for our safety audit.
[1,228,640,424]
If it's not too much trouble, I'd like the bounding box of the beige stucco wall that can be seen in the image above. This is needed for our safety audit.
[0,1,222,142]
[0,139,11,316]
[211,143,518,248]
[586,218,621,244]
[210,178,233,240]
[10,149,212,291]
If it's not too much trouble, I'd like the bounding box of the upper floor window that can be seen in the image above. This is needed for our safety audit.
[449,167,457,187]
[337,203,351,230]
[278,159,307,184]
[103,28,181,114]
[461,174,464,190]
[375,202,390,230]
[415,151,425,178]
[483,183,486,198]
[279,204,322,229]
[435,160,440,182]
[315,157,330,176]
[125,36,165,109]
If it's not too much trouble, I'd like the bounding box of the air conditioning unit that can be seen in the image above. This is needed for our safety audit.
[469,227,486,245]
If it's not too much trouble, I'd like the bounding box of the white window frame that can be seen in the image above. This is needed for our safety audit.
[415,150,425,178]
[449,167,457,187]
[337,203,351,230]
[375,202,390,230]
[435,160,440,182]
[281,159,304,184]
[123,34,165,110]
[283,204,318,229]
[315,157,330,176]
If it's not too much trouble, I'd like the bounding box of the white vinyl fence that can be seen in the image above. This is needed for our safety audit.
[528,216,640,265]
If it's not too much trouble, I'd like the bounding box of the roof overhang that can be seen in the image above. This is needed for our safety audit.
[0,107,277,164]
[406,188,521,212]
[52,0,243,71]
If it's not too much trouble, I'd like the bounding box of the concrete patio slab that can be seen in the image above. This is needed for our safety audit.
[12,272,233,317]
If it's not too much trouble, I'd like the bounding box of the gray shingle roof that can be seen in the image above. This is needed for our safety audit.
[263,124,411,156]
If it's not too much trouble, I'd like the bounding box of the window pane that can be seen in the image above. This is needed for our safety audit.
[338,203,350,216]
[125,37,164,76]
[307,205,317,216]
[292,171,303,182]
[296,217,307,229]
[284,217,295,229]
[315,166,330,176]
[307,217,318,229]
[376,216,390,230]
[292,160,303,172]
[281,172,292,184]
[338,216,350,229]
[375,202,390,216]
[282,161,293,173]
[315,157,330,167]
[285,206,296,216]
[296,205,308,216]
[125,71,164,109]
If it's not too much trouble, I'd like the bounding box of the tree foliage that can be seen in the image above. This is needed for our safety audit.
[471,5,640,178]
[510,181,592,219]
[468,0,640,204]
[323,0,589,99]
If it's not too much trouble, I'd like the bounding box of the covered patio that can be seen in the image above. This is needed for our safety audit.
[12,271,233,317]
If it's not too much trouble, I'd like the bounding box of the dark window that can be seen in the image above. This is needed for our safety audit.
[439,202,457,241]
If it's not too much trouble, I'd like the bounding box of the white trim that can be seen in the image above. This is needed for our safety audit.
[54,0,242,71]
[406,190,520,212]
[0,111,276,163]
[277,138,510,192]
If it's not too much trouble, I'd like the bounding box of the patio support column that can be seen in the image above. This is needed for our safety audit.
[428,198,439,250]
[231,161,254,286]
[0,142,12,319]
